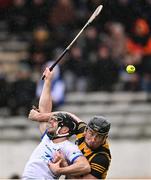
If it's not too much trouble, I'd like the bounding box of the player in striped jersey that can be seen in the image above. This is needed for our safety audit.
[74,115,111,179]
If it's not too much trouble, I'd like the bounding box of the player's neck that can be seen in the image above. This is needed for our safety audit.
[52,137,67,143]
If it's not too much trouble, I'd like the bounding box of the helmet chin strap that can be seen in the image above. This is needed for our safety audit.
[47,126,70,140]
[56,126,70,138]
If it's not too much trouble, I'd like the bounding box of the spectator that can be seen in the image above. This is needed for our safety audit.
[0,0,12,20]
[142,0,151,27]
[8,63,36,116]
[127,18,151,56]
[104,0,136,32]
[83,26,99,60]
[47,0,76,46]
[106,22,127,61]
[28,50,47,72]
[63,45,89,92]
[0,71,8,108]
[141,55,151,100]
[120,54,142,91]
[89,44,119,91]
[29,25,53,56]
[0,0,12,8]
[7,0,30,34]
[0,77,8,108]
[127,18,151,93]
[28,0,51,29]
[28,25,54,70]
[48,0,75,28]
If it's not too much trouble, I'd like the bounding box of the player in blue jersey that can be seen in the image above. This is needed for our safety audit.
[22,68,90,179]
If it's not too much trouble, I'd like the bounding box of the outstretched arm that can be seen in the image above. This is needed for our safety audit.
[39,67,53,113]
[37,67,54,133]
[29,111,83,123]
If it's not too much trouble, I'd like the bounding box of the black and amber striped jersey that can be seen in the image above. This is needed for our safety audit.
[75,122,111,179]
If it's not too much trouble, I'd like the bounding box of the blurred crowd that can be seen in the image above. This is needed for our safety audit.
[0,0,151,115]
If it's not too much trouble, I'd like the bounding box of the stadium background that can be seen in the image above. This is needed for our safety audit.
[0,0,151,178]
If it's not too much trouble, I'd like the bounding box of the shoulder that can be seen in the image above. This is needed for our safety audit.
[40,129,48,140]
[61,140,83,155]
[90,152,111,170]
[87,152,111,179]
[61,140,83,164]
[62,140,80,150]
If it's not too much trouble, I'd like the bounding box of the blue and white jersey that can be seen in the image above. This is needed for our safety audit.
[22,133,83,179]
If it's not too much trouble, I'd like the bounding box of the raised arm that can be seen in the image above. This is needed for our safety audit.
[28,67,53,120]
[39,67,53,113]
[29,68,83,131]
[37,67,54,133]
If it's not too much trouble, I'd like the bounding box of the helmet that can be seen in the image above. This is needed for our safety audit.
[53,113,78,135]
[47,113,78,139]
[88,116,111,135]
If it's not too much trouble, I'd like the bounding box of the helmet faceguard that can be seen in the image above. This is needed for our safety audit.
[87,116,111,136]
[47,113,78,140]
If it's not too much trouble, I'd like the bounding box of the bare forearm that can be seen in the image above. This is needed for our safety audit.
[34,112,66,122]
[39,81,52,113]
[34,112,51,122]
[51,111,83,123]
[29,111,60,122]
[30,111,82,124]
[38,67,54,113]
[58,160,90,176]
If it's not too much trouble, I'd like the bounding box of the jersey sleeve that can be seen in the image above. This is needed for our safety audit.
[63,142,83,164]
[40,129,47,140]
[90,153,110,179]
